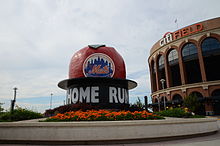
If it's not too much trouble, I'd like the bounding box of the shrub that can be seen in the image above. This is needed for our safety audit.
[190,115,205,118]
[183,94,204,115]
[0,107,43,122]
[155,108,199,118]
[44,100,146,117]
[44,103,100,117]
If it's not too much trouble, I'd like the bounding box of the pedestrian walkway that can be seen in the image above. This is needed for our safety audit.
[207,116,220,120]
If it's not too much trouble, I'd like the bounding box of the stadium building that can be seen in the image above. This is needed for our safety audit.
[148,17,220,115]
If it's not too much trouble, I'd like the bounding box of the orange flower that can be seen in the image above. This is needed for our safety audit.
[48,110,162,121]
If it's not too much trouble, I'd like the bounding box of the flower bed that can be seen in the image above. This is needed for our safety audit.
[44,110,164,122]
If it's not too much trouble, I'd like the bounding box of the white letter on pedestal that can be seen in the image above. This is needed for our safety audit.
[67,89,72,104]
[118,88,124,103]
[91,86,99,103]
[79,87,90,103]
[109,87,118,103]
[71,88,79,103]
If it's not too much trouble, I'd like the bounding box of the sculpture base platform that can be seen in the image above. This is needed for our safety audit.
[0,117,218,145]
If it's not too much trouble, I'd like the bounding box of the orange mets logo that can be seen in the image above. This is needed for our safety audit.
[83,53,115,77]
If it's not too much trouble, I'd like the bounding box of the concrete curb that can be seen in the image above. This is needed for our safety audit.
[0,117,219,144]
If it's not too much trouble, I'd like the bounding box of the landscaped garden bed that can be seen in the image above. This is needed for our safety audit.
[43,110,164,122]
[155,108,205,118]
[0,106,43,122]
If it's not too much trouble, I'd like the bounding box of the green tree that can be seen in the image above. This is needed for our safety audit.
[0,106,43,122]
[183,94,202,114]
[129,97,144,111]
[0,103,4,113]
[135,97,144,109]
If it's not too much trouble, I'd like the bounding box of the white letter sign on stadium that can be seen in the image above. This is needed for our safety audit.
[159,23,203,46]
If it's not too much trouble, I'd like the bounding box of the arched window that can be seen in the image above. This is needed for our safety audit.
[182,43,198,61]
[202,37,220,81]
[188,91,205,115]
[168,49,178,65]
[168,49,181,87]
[172,94,183,102]
[182,43,202,84]
[157,55,166,89]
[150,60,157,92]
[211,89,220,96]
[154,98,158,103]
[202,37,220,56]
[189,91,203,98]
[172,94,183,107]
[158,55,164,69]
[211,89,220,115]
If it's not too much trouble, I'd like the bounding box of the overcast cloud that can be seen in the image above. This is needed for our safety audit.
[0,0,220,112]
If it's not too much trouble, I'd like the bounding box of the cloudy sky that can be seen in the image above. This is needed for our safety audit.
[0,0,219,113]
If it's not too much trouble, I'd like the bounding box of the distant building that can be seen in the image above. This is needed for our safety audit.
[148,17,220,115]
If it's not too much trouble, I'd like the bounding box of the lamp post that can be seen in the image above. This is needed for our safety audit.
[144,96,148,111]
[160,79,166,110]
[156,96,160,112]
[50,93,53,109]
[11,87,17,113]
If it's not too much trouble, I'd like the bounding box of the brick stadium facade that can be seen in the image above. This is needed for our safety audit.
[148,17,220,115]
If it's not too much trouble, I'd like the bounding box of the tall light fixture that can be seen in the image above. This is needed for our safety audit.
[160,79,166,110]
[11,87,18,113]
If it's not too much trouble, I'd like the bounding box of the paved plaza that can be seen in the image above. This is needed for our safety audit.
[126,118,220,146]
